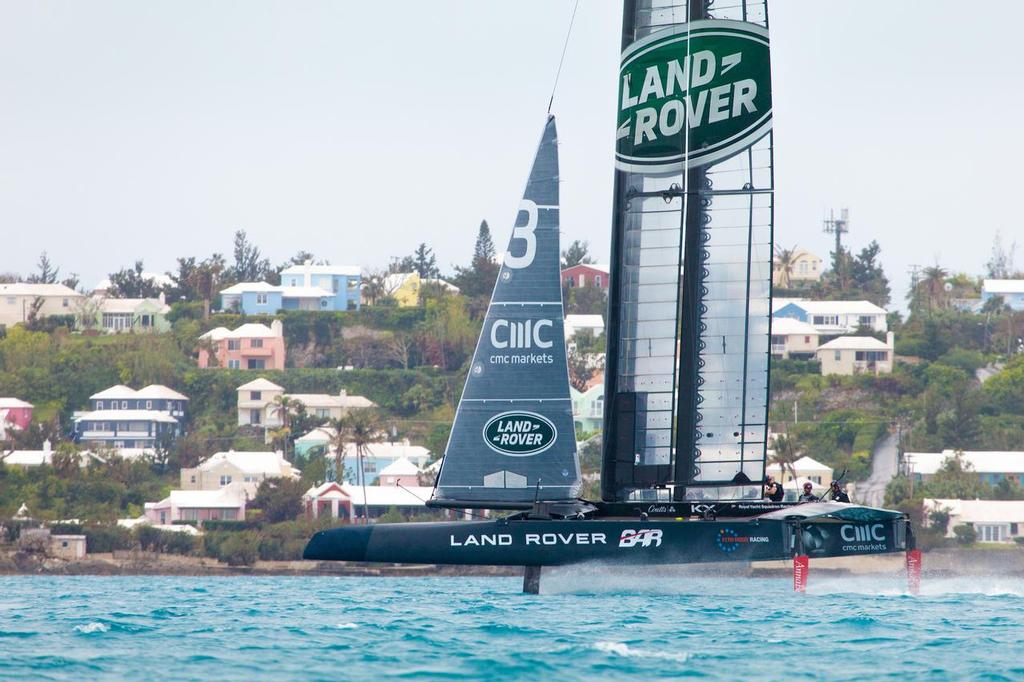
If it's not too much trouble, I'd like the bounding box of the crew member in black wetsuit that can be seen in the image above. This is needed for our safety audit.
[828,480,851,503]
[764,475,784,502]
[797,482,819,503]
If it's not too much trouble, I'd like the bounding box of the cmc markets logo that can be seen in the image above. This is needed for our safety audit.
[490,319,554,349]
[619,529,663,548]
[715,528,770,553]
[483,412,557,457]
[840,523,888,551]
[616,20,772,173]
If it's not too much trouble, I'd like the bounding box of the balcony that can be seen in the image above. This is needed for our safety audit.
[241,346,274,358]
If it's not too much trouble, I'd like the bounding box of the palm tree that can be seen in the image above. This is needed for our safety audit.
[327,418,348,484]
[270,395,299,457]
[921,265,949,311]
[773,245,798,290]
[769,433,801,485]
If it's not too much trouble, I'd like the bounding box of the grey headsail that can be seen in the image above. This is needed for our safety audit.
[434,116,581,505]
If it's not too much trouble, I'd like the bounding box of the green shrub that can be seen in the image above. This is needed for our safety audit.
[136,525,167,552]
[201,519,253,532]
[83,525,133,553]
[953,524,977,545]
[217,531,260,566]
[162,531,196,555]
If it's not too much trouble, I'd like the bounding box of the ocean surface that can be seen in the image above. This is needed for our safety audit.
[1,569,1023,681]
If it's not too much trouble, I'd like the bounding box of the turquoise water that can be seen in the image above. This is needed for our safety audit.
[1,570,1023,680]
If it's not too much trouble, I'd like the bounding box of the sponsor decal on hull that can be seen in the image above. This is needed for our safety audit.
[839,523,888,552]
[715,528,771,553]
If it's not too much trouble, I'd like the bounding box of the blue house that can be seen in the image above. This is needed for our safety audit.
[220,262,362,315]
[74,384,189,449]
[982,280,1024,311]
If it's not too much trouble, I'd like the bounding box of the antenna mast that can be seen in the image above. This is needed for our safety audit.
[823,207,850,282]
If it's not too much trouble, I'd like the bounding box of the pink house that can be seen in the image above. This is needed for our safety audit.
[561,264,610,290]
[0,398,33,440]
[144,484,248,525]
[377,457,421,487]
[198,320,286,370]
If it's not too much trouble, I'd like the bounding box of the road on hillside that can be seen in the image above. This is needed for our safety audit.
[857,431,899,508]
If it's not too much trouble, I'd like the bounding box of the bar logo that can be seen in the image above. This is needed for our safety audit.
[616,19,772,173]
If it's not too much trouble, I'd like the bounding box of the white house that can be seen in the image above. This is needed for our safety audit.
[302,481,432,522]
[905,450,1024,487]
[571,382,604,433]
[144,483,249,524]
[924,498,1024,543]
[377,457,421,487]
[564,314,605,341]
[769,317,820,359]
[981,279,1024,311]
[774,300,889,335]
[324,439,432,485]
[235,379,374,428]
[766,455,834,486]
[816,332,895,376]
[0,283,84,328]
[179,450,300,495]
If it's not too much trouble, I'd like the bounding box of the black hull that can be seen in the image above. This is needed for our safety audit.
[304,512,911,567]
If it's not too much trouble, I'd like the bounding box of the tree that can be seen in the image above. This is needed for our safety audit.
[231,230,272,283]
[72,296,104,332]
[61,273,80,291]
[773,245,797,289]
[361,269,389,306]
[250,478,305,523]
[412,243,438,279]
[923,452,986,500]
[327,419,349,484]
[107,261,162,298]
[27,251,59,284]
[472,220,496,266]
[567,348,596,393]
[340,409,383,524]
[849,241,891,307]
[986,231,1018,279]
[270,395,301,456]
[911,265,949,313]
[561,240,593,269]
[769,433,801,483]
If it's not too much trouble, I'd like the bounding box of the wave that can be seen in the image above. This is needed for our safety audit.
[594,641,691,663]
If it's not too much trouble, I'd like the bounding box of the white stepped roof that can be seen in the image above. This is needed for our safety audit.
[75,409,179,423]
[136,385,189,401]
[983,279,1024,294]
[924,499,1024,524]
[766,455,833,474]
[378,456,420,477]
[782,300,888,315]
[0,398,33,409]
[197,450,298,477]
[237,378,285,392]
[201,323,281,340]
[906,450,1024,475]
[817,336,890,351]
[303,482,431,507]
[0,283,81,297]
[148,484,248,510]
[281,264,361,277]
[770,317,819,335]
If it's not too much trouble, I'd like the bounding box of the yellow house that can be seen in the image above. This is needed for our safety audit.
[773,249,823,287]
[381,272,460,308]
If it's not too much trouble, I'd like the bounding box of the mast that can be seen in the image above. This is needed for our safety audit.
[602,0,774,502]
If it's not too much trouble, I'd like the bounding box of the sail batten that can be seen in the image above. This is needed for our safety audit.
[433,116,581,505]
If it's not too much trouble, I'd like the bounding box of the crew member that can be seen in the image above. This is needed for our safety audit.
[797,482,819,503]
[828,480,851,503]
[764,475,784,502]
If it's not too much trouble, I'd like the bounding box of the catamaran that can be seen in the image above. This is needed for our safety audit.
[304,0,919,593]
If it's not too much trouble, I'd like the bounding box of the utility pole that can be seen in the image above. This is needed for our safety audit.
[823,208,850,284]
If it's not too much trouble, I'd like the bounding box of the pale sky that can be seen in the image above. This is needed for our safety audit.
[2,1,1022,309]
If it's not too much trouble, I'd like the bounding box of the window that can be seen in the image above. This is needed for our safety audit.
[228,359,241,369]
[799,262,808,274]
[804,336,811,343]
[190,475,196,483]
[251,339,263,348]
[812,315,839,326]
[250,391,262,401]
[834,350,841,361]
[855,351,888,362]
[977,524,1006,543]
[320,299,329,309]
[228,339,241,351]
[256,293,268,305]
[333,279,340,293]
[121,401,128,409]
[145,400,152,410]
[595,275,602,287]
[5,297,14,305]
[316,408,330,418]
[858,315,874,325]
[62,298,69,307]
[567,276,575,288]
[221,509,238,521]
[250,409,261,425]
[181,508,199,521]
[247,359,265,369]
[97,401,104,410]
[219,475,232,486]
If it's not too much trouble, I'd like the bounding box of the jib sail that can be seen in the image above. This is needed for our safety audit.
[602,0,774,503]
[433,116,581,505]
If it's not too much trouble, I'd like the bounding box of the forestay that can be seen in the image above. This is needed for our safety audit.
[433,116,581,505]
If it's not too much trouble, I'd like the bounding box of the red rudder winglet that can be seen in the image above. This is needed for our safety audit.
[793,555,809,593]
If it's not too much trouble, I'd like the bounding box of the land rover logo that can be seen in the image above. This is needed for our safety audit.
[483,411,557,457]
[616,19,771,173]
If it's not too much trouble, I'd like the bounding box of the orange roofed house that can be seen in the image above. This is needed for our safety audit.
[198,320,286,370]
